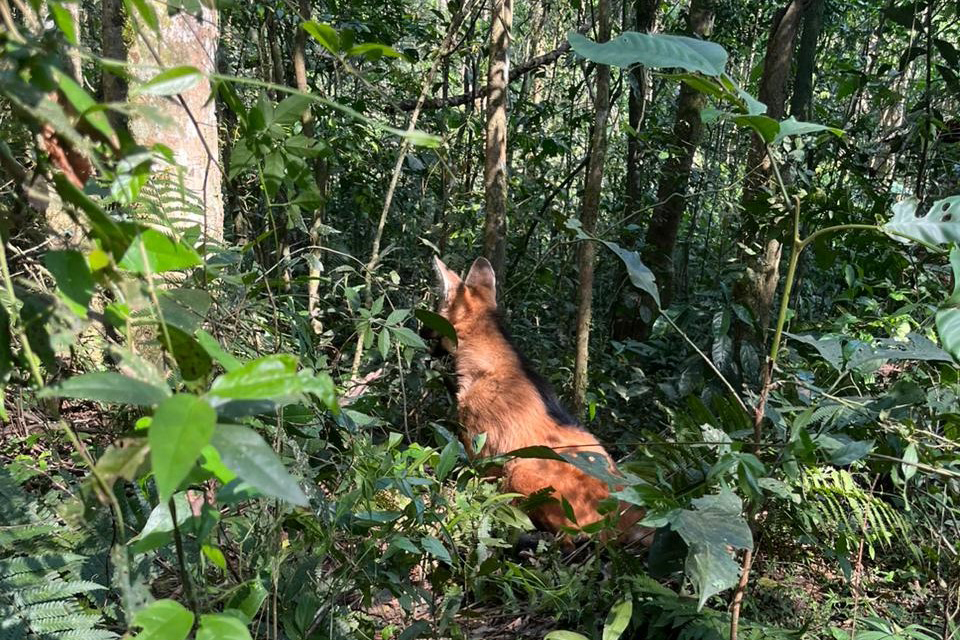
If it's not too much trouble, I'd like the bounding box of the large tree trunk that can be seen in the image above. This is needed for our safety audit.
[126,2,224,243]
[572,0,611,416]
[734,0,808,379]
[634,0,715,336]
[790,0,825,121]
[482,0,512,283]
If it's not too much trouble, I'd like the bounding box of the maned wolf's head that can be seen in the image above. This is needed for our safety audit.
[432,256,497,352]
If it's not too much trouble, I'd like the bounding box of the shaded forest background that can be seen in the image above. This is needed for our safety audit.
[1,0,959,638]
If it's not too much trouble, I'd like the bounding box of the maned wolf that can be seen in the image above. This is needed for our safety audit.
[433,256,653,547]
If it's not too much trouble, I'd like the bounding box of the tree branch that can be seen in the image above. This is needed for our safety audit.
[397,42,571,111]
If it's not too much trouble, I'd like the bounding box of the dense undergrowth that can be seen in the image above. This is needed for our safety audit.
[1,0,960,639]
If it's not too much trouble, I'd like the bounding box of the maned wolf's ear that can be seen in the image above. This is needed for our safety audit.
[433,255,461,300]
[465,257,496,300]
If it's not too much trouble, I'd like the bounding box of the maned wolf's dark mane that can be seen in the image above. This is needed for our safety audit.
[489,311,580,429]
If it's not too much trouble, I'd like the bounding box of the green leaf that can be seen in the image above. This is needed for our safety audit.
[347,43,408,61]
[391,326,428,350]
[44,250,94,317]
[93,438,150,490]
[774,116,844,143]
[419,535,451,563]
[196,329,243,371]
[211,424,308,506]
[39,371,170,406]
[53,68,117,146]
[302,21,341,54]
[158,288,212,334]
[205,354,296,402]
[50,2,78,45]
[667,489,753,610]
[569,30,728,76]
[902,443,918,482]
[202,544,227,570]
[602,240,659,308]
[884,196,960,246]
[785,332,844,371]
[167,326,213,383]
[415,308,457,347]
[135,66,203,96]
[602,598,633,640]
[197,613,253,640]
[937,246,960,362]
[435,439,460,481]
[731,114,780,143]
[274,94,313,126]
[131,599,194,640]
[119,229,202,274]
[226,580,269,624]
[378,329,391,359]
[129,492,194,555]
[150,394,217,502]
[544,632,591,640]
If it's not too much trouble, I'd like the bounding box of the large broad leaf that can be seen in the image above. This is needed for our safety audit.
[569,31,727,76]
[196,613,253,640]
[211,425,308,506]
[119,228,202,274]
[39,371,170,406]
[937,246,960,362]
[774,116,844,143]
[44,250,94,317]
[785,332,844,371]
[131,599,194,640]
[135,66,203,96]
[205,355,337,411]
[158,287,212,334]
[847,333,952,370]
[884,196,960,246]
[150,394,216,502]
[667,489,753,610]
[415,308,457,347]
[274,94,313,126]
[566,218,660,308]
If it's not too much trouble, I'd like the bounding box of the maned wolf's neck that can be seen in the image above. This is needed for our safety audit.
[453,315,518,391]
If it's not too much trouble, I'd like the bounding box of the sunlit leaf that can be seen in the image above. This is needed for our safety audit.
[150,394,217,502]
[119,229,202,274]
[884,196,960,246]
[131,599,193,640]
[569,31,728,76]
[211,424,308,506]
[135,66,203,96]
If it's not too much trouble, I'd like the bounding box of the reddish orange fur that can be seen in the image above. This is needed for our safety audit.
[434,257,653,547]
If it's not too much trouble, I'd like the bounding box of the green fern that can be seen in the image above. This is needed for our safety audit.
[797,468,911,554]
[0,467,116,640]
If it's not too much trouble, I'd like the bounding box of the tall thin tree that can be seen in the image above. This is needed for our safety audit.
[483,0,513,283]
[572,0,611,415]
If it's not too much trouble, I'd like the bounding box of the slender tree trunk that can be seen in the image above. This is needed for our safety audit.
[126,1,224,242]
[625,0,659,211]
[733,0,807,371]
[572,0,611,416]
[635,0,715,336]
[482,0,512,283]
[790,0,825,121]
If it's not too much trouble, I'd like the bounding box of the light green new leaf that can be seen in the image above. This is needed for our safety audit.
[136,66,203,97]
[197,613,253,640]
[774,116,844,143]
[131,599,194,640]
[211,424,308,506]
[302,21,340,54]
[119,229,202,274]
[544,632,591,640]
[667,489,753,610]
[569,31,728,76]
[347,43,408,61]
[884,195,960,246]
[150,395,216,502]
[39,372,170,406]
[602,598,633,640]
[44,250,94,317]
